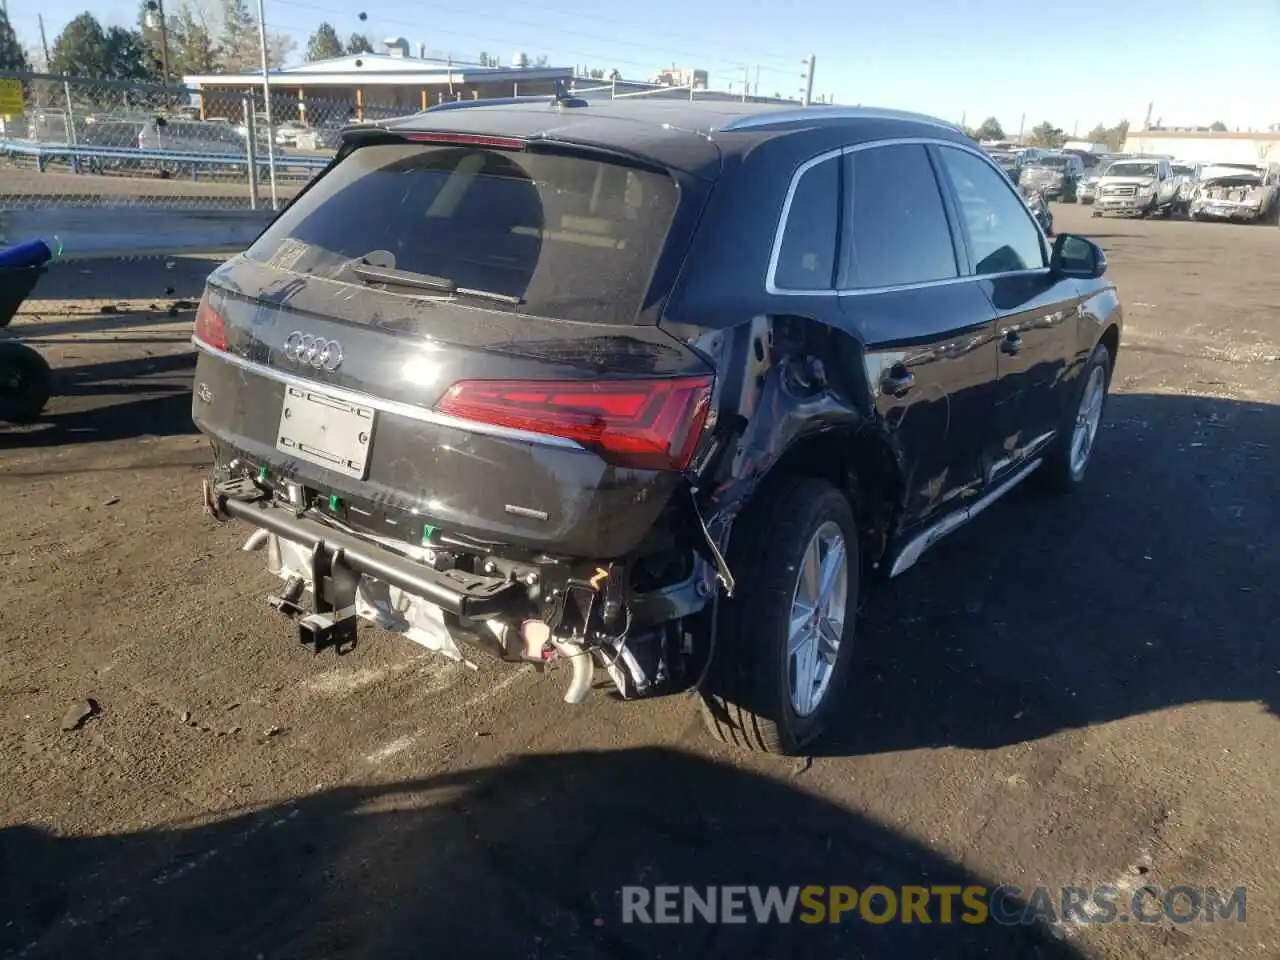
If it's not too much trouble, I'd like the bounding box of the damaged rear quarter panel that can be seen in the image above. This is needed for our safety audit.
[661,126,999,555]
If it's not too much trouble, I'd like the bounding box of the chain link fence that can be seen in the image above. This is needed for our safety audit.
[1,70,806,222]
[0,72,339,213]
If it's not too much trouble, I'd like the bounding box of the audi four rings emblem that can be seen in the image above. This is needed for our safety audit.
[283,331,343,372]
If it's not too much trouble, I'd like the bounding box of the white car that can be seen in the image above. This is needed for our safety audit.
[1188,164,1279,223]
[274,121,310,147]
[138,118,247,154]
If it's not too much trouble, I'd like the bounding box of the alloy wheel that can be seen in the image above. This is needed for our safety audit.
[1070,364,1107,477]
[787,521,848,717]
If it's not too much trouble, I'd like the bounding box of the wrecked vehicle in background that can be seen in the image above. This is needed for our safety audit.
[1019,152,1085,201]
[1188,164,1279,223]
[1077,154,1129,204]
[986,148,1023,183]
[1092,157,1179,217]
[1077,164,1105,204]
[1020,183,1054,234]
[1169,161,1204,216]
[191,99,1123,756]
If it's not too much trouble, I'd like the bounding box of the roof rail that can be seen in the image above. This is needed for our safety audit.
[720,105,962,135]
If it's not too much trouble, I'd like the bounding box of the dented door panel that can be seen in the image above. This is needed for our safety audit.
[844,282,999,526]
[983,272,1082,480]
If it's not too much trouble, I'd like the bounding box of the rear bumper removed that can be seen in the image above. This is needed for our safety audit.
[206,481,520,620]
[201,475,717,701]
[203,477,529,661]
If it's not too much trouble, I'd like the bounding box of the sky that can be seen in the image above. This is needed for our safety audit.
[6,0,1279,134]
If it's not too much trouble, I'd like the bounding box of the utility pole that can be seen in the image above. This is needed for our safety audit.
[753,64,760,98]
[37,14,52,69]
[255,0,278,209]
[145,0,172,86]
[1017,112,1026,142]
[742,66,749,102]
[800,54,815,107]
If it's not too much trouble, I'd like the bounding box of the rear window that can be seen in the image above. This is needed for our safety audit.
[246,141,680,325]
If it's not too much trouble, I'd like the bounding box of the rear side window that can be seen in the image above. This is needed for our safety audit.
[773,155,839,291]
[842,144,958,290]
[936,146,1047,275]
[246,142,679,325]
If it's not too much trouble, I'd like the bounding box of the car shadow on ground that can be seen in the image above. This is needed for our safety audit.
[819,391,1279,757]
[1,351,197,449]
[10,309,196,341]
[1,747,1083,960]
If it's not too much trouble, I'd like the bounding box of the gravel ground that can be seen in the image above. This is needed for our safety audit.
[0,206,1277,960]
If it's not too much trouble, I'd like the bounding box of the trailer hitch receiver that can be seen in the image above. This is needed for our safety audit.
[296,541,360,655]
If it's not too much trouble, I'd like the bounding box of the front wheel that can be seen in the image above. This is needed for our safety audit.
[1037,341,1112,492]
[698,475,859,754]
[0,342,52,423]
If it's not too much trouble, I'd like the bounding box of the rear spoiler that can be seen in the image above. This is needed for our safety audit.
[335,124,684,179]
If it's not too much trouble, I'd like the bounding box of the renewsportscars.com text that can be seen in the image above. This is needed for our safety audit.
[620,884,1246,926]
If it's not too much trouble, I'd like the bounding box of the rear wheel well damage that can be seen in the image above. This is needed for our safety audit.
[769,429,902,572]
[1099,323,1120,367]
[710,314,901,574]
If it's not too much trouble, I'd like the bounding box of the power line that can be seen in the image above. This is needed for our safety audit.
[268,0,798,80]
[452,0,797,69]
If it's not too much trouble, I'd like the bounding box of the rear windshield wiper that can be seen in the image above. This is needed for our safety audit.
[350,262,524,305]
[351,262,454,293]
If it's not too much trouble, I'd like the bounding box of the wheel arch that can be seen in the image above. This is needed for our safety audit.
[698,313,906,573]
[769,427,904,571]
[1098,321,1120,367]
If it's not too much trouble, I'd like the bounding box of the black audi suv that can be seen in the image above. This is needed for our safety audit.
[193,97,1122,754]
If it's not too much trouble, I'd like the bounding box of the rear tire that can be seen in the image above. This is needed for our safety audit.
[0,342,52,423]
[698,475,859,755]
[1037,341,1113,493]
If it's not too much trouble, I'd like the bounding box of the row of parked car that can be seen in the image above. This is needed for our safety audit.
[89,116,344,154]
[983,142,1280,224]
[17,110,345,155]
[1085,158,1279,223]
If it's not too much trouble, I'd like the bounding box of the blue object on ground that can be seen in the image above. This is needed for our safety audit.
[0,239,54,269]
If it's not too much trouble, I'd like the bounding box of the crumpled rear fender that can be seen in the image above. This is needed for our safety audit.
[680,314,905,562]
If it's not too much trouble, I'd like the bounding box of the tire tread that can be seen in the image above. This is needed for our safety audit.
[698,474,856,754]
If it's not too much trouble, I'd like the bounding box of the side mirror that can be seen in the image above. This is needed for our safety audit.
[1051,234,1106,279]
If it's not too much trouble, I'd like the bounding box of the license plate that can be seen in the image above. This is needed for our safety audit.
[276,385,376,480]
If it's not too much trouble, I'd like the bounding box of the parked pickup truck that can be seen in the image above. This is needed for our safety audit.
[1019,151,1085,202]
[1091,157,1179,217]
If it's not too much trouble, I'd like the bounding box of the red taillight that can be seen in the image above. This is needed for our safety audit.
[194,299,227,351]
[404,132,526,150]
[436,376,714,471]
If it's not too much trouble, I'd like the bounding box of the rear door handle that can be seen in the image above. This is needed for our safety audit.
[1000,332,1022,356]
[880,366,916,398]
